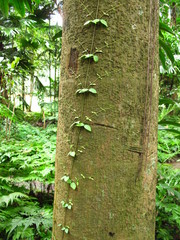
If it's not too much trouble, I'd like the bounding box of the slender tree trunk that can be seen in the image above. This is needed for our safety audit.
[22,77,25,112]
[53,1,159,240]
[54,44,57,115]
[29,71,34,112]
[171,2,176,26]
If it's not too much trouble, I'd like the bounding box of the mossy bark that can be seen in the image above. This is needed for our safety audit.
[53,1,159,240]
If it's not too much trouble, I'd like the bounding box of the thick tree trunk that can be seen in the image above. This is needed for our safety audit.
[53,1,159,240]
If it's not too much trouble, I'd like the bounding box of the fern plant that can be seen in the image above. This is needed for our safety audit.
[0,121,56,239]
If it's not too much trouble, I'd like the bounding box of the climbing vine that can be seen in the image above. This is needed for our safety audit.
[59,0,109,236]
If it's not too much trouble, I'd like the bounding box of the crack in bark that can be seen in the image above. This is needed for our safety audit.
[93,122,117,130]
[127,147,143,155]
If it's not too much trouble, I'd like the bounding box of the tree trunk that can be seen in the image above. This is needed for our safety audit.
[53,1,159,240]
[171,2,176,26]
[29,71,34,112]
[22,77,25,112]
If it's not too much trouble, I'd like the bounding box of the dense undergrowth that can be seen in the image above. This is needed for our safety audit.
[0,119,56,240]
[0,106,179,240]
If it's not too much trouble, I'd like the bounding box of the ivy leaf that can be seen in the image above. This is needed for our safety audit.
[61,176,70,182]
[68,205,72,210]
[68,151,76,158]
[84,125,92,132]
[76,122,84,127]
[77,88,89,94]
[84,20,91,26]
[65,228,69,234]
[92,19,99,24]
[100,19,108,27]
[84,19,108,27]
[0,0,9,17]
[93,55,99,62]
[89,88,97,94]
[80,54,93,60]
[70,182,77,190]
[67,179,71,184]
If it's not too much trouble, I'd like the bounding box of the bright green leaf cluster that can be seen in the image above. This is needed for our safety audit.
[84,19,108,28]
[76,88,97,94]
[61,176,77,190]
[74,121,92,132]
[58,224,69,234]
[80,54,99,63]
[61,200,73,210]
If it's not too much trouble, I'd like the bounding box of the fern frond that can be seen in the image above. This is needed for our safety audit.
[0,192,29,207]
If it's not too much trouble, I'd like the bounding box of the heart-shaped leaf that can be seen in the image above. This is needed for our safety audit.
[89,88,97,94]
[84,125,92,132]
[70,182,77,190]
[69,151,76,158]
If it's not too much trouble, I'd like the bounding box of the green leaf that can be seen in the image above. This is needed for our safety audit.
[158,125,180,135]
[89,88,97,94]
[0,0,9,17]
[92,19,99,24]
[84,19,108,27]
[76,122,84,127]
[159,38,175,64]
[61,176,70,182]
[67,179,71,184]
[177,17,180,24]
[65,228,69,234]
[158,120,180,128]
[159,48,166,69]
[68,151,76,158]
[11,0,25,17]
[84,125,92,132]
[100,19,108,27]
[52,30,62,40]
[0,192,29,207]
[23,0,32,12]
[159,22,174,35]
[76,88,89,94]
[93,55,99,62]
[70,182,77,190]
[84,20,91,26]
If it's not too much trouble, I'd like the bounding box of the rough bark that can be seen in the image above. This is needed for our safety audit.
[53,1,159,240]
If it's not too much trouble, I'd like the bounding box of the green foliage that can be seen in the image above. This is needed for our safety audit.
[61,200,73,210]
[0,122,56,239]
[58,224,69,234]
[76,88,97,94]
[156,97,180,239]
[0,204,53,240]
[61,176,78,190]
[84,19,108,28]
[72,121,92,132]
[156,164,180,239]
[0,0,41,17]
[80,53,99,63]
